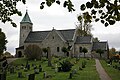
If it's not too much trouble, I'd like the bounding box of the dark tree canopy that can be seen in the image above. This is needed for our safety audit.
[96,49,104,58]
[0,0,119,27]
[80,0,120,27]
[0,0,25,27]
[82,47,88,57]
[0,28,7,57]
[40,0,120,27]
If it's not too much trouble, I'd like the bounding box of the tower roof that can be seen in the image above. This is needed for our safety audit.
[20,11,33,24]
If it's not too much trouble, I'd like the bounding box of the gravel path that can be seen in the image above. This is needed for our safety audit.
[7,58,18,64]
[95,59,112,80]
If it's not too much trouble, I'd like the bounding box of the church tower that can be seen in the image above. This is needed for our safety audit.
[19,11,33,47]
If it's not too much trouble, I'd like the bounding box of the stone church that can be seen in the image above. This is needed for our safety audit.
[15,11,109,59]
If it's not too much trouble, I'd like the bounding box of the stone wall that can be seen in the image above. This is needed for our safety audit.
[74,43,92,57]
[42,30,67,56]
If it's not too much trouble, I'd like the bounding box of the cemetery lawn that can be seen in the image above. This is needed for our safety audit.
[7,57,100,80]
[100,60,120,80]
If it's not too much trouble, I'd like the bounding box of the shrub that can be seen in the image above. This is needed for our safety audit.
[24,45,42,60]
[60,60,73,72]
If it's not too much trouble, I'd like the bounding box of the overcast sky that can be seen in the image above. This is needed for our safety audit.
[0,0,120,55]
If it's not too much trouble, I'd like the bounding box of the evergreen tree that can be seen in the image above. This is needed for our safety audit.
[0,28,7,58]
[82,47,88,58]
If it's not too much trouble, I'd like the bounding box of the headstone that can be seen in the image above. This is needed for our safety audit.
[55,64,58,73]
[32,64,34,67]
[28,74,35,80]
[39,67,42,72]
[69,73,72,79]
[118,66,120,70]
[72,69,77,75]
[43,72,47,78]
[24,68,28,72]
[20,64,24,69]
[58,67,62,72]
[79,67,83,70]
[18,72,22,78]
[39,65,41,68]
[0,73,6,80]
[34,69,39,74]
[10,67,14,73]
[26,64,30,70]
[33,65,37,70]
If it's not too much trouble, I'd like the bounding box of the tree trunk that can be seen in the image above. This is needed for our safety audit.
[100,53,102,58]
[84,53,85,58]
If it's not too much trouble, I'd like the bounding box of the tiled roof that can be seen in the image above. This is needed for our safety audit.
[75,36,92,44]
[25,29,75,43]
[25,31,50,43]
[20,11,32,24]
[58,29,75,41]
[92,42,108,51]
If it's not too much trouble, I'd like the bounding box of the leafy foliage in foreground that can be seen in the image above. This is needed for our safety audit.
[0,0,119,27]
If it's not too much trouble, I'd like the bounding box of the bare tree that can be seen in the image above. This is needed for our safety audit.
[76,14,93,36]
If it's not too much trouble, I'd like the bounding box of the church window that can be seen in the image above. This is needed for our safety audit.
[57,47,60,52]
[23,34,24,37]
[22,26,26,29]
[29,27,32,30]
[53,36,54,39]
[79,47,82,53]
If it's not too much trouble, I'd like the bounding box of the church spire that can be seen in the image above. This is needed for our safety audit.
[20,10,33,24]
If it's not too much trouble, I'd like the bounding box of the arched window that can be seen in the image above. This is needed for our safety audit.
[18,51,22,57]
[79,47,82,53]
[57,47,60,52]
[22,26,26,29]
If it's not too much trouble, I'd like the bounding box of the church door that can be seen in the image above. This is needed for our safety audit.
[18,51,22,58]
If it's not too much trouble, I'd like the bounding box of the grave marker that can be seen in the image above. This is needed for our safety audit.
[28,74,35,80]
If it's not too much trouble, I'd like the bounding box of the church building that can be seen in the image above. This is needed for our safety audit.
[15,11,109,59]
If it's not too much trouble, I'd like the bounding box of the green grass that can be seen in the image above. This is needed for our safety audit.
[6,57,100,80]
[100,60,120,80]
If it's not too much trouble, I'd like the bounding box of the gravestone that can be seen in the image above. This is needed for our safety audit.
[39,67,42,72]
[26,64,30,70]
[28,74,35,80]
[10,67,14,73]
[72,69,77,75]
[39,65,41,68]
[43,72,47,78]
[58,67,62,72]
[18,72,22,78]
[34,69,39,74]
[20,64,24,69]
[79,67,83,70]
[55,64,58,73]
[69,73,72,79]
[0,73,6,80]
[33,65,37,70]
[24,68,28,72]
